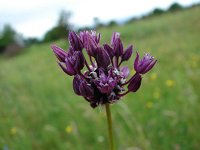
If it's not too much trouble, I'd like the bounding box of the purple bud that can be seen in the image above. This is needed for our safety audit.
[121,45,133,61]
[69,31,83,51]
[87,37,98,57]
[103,44,115,59]
[73,75,82,95]
[59,50,85,75]
[51,45,68,62]
[114,38,123,57]
[91,30,101,43]
[128,73,142,92]
[134,52,157,74]
[111,32,123,57]
[95,47,110,68]
[111,32,120,47]
[80,31,98,57]
[79,81,94,98]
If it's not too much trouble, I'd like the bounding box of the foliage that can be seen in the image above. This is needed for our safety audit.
[152,8,165,16]
[43,10,71,42]
[107,20,118,27]
[168,3,183,12]
[43,26,68,42]
[0,6,200,150]
[0,24,16,53]
[24,37,41,46]
[93,17,105,29]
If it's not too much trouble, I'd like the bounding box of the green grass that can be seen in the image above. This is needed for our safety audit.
[1,7,200,150]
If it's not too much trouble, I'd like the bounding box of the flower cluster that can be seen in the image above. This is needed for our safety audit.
[51,31,157,108]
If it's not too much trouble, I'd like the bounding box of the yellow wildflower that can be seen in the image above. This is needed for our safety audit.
[191,55,199,61]
[10,127,17,135]
[65,125,73,134]
[166,79,175,87]
[190,54,199,68]
[146,101,153,109]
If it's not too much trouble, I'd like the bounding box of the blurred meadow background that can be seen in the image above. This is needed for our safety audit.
[0,0,200,150]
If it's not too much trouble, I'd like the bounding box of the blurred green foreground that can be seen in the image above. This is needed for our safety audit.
[0,7,200,150]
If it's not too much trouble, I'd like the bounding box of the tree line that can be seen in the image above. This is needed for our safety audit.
[0,2,199,56]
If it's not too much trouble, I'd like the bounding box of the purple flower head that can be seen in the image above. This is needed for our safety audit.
[134,52,157,74]
[52,31,157,108]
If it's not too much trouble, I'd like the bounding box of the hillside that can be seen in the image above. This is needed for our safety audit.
[0,7,200,150]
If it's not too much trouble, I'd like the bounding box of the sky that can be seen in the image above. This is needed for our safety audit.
[0,0,199,38]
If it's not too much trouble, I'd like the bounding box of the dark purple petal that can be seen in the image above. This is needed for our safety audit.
[122,45,133,61]
[96,33,101,43]
[79,81,94,98]
[86,37,98,57]
[134,52,140,71]
[95,47,110,68]
[73,75,82,95]
[58,61,76,76]
[103,44,115,59]
[114,38,123,57]
[111,32,120,47]
[91,30,101,43]
[51,45,68,62]
[79,31,86,45]
[128,73,142,92]
[73,51,85,72]
[65,58,77,75]
[69,31,83,51]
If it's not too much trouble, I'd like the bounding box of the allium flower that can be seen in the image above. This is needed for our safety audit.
[51,31,157,108]
[134,52,157,74]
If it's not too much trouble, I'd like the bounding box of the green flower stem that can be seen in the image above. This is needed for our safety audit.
[105,103,114,150]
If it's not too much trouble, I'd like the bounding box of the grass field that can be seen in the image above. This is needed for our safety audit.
[0,7,200,150]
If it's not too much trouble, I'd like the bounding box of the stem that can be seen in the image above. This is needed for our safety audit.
[89,56,95,67]
[118,59,122,66]
[105,103,114,150]
[121,73,137,86]
[117,90,130,97]
[115,56,119,68]
[84,60,92,72]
